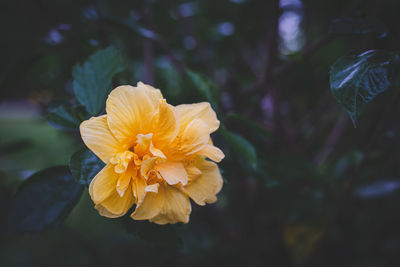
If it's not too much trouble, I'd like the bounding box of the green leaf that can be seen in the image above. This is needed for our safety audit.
[5,166,83,235]
[329,50,400,126]
[72,47,125,115]
[47,105,87,131]
[220,125,258,170]
[186,69,218,108]
[225,113,273,138]
[124,219,183,248]
[69,147,105,186]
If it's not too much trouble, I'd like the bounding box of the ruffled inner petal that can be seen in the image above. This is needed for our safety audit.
[156,161,188,185]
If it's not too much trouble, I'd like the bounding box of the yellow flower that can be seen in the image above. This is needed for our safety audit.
[80,82,225,224]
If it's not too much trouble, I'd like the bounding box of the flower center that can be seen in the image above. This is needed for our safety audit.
[133,133,153,158]
[110,133,168,196]
[110,133,166,175]
[109,151,134,174]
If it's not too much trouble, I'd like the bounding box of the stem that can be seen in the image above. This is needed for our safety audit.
[272,34,333,79]
[143,40,154,84]
[142,0,155,84]
[313,111,349,166]
[95,0,109,47]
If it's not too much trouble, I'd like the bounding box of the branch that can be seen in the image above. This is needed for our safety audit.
[272,34,333,79]
[313,111,349,166]
[142,0,155,84]
[95,1,109,47]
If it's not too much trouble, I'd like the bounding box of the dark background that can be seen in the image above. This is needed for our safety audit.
[2,0,400,266]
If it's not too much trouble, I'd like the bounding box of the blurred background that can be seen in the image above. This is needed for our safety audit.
[2,0,400,266]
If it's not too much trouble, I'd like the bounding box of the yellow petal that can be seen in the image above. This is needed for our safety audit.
[131,184,165,220]
[176,102,220,133]
[80,115,121,163]
[89,164,119,203]
[150,185,191,225]
[140,157,158,180]
[134,133,153,156]
[145,183,160,193]
[150,142,166,159]
[156,161,188,185]
[110,151,134,174]
[116,164,137,197]
[196,144,225,162]
[179,119,210,155]
[183,159,223,206]
[132,175,147,205]
[137,81,164,103]
[151,102,179,148]
[186,165,202,182]
[106,85,163,145]
[94,204,122,218]
[96,185,134,218]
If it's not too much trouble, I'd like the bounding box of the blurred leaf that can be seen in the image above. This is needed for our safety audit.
[225,113,273,138]
[186,69,218,108]
[271,153,316,182]
[5,166,83,235]
[355,180,400,198]
[47,105,87,131]
[105,16,159,41]
[220,125,257,170]
[124,219,183,248]
[0,139,33,156]
[69,147,104,186]
[0,118,78,172]
[333,150,364,177]
[330,16,387,38]
[330,50,400,126]
[284,224,325,266]
[73,47,125,115]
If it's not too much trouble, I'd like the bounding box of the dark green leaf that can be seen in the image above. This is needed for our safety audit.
[5,166,83,235]
[124,218,183,248]
[47,105,87,131]
[330,50,400,125]
[186,69,218,108]
[225,113,273,138]
[73,46,125,115]
[220,125,257,170]
[69,147,105,186]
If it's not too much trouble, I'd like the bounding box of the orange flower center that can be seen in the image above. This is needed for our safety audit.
[109,133,166,196]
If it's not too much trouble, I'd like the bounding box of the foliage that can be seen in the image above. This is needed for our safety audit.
[220,124,258,170]
[5,166,83,235]
[47,105,87,131]
[2,0,400,266]
[330,50,400,125]
[186,69,219,108]
[69,147,105,186]
[73,47,125,115]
